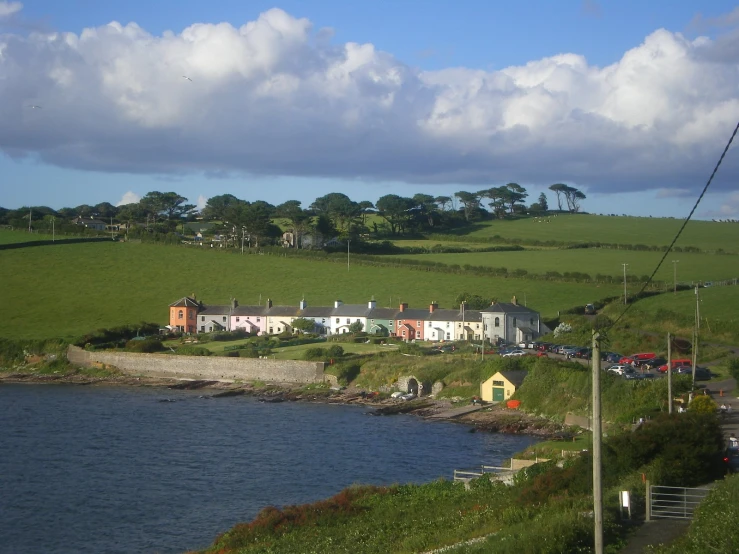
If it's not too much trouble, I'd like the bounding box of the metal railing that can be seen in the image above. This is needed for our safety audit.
[647,485,711,520]
[453,465,512,482]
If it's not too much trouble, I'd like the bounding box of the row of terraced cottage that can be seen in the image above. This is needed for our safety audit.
[168,295,549,345]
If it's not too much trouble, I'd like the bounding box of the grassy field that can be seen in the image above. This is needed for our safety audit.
[387,248,739,283]
[0,240,622,339]
[0,230,58,244]
[441,214,739,252]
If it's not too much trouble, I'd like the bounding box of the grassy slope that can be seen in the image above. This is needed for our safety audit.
[444,214,739,252]
[0,241,621,339]
[387,248,739,282]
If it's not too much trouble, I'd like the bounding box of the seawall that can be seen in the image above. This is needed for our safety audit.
[67,345,325,384]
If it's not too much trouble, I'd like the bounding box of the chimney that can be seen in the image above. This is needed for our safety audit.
[429,302,438,313]
[231,298,238,310]
[512,295,518,305]
[334,300,343,308]
[267,298,273,308]
[368,299,377,309]
[400,302,408,312]
[299,299,307,310]
[192,293,196,301]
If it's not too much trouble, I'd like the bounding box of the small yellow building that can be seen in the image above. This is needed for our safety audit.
[480,370,528,403]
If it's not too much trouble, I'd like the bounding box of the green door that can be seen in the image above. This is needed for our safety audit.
[493,387,505,402]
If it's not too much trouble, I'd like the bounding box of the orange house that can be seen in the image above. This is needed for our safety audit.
[395,303,427,341]
[169,296,200,333]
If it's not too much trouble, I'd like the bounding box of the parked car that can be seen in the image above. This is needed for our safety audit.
[641,357,667,370]
[575,347,592,359]
[607,364,633,375]
[675,366,713,381]
[502,349,527,357]
[657,358,692,373]
[517,341,534,349]
[562,346,582,357]
[619,352,657,365]
[601,352,622,363]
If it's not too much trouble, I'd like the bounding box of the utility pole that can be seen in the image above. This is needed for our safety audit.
[622,263,629,304]
[692,286,700,388]
[672,260,679,294]
[241,227,245,255]
[52,216,55,242]
[347,239,351,271]
[591,331,603,554]
[667,332,672,414]
[28,207,32,233]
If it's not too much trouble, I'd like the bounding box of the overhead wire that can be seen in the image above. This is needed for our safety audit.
[605,120,739,333]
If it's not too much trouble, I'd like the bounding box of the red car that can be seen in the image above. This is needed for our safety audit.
[619,352,656,365]
[657,359,692,373]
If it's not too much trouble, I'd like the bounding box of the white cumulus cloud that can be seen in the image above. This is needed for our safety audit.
[1,8,739,194]
[116,190,141,206]
[196,194,207,211]
[0,1,21,18]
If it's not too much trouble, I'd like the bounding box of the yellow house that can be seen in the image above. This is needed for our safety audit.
[480,370,528,403]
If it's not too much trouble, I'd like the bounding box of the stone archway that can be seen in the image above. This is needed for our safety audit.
[407,378,419,395]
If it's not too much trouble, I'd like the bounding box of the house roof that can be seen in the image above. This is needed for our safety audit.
[169,297,200,308]
[482,303,539,314]
[332,304,372,317]
[367,307,400,320]
[232,305,267,316]
[266,306,301,317]
[396,308,430,320]
[199,305,230,315]
[299,307,334,318]
[498,370,528,388]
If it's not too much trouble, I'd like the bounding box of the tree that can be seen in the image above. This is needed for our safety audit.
[538,192,549,213]
[358,201,375,224]
[479,186,507,218]
[504,183,528,214]
[291,318,316,334]
[571,190,586,213]
[455,292,493,310]
[688,395,717,415]
[202,194,242,221]
[93,202,118,219]
[348,320,364,334]
[310,193,360,232]
[227,201,274,247]
[116,202,148,224]
[454,191,480,221]
[375,194,414,235]
[434,196,452,212]
[276,200,311,248]
[549,184,568,212]
[411,193,438,227]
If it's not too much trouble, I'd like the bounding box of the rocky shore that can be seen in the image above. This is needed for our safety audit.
[0,370,571,438]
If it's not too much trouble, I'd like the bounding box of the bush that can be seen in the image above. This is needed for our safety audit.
[304,347,327,361]
[327,345,344,358]
[727,357,739,382]
[688,395,717,415]
[124,338,163,353]
[175,345,212,356]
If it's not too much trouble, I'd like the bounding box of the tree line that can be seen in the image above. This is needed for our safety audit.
[0,183,586,246]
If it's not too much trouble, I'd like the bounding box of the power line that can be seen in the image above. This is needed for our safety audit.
[607,121,739,331]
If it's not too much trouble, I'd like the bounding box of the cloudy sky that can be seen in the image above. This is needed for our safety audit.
[1,0,739,218]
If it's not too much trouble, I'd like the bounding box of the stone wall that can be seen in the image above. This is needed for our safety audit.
[67,345,325,384]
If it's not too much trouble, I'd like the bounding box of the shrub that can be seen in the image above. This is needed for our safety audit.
[304,347,327,361]
[175,345,212,356]
[727,357,739,382]
[327,345,344,358]
[124,338,163,353]
[688,395,717,415]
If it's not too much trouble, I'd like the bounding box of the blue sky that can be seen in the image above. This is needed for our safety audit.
[2,0,739,218]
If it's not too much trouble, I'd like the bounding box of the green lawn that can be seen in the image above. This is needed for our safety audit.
[1,241,622,339]
[387,248,739,283]
[444,214,739,252]
[0,230,57,244]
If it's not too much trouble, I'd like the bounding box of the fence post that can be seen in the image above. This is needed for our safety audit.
[645,480,651,522]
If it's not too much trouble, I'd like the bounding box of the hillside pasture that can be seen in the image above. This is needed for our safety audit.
[443,214,739,252]
[386,248,739,283]
[0,241,624,339]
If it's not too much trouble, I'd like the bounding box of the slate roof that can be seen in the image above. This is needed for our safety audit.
[232,305,267,316]
[499,370,528,388]
[366,307,400,320]
[199,305,231,316]
[169,297,200,308]
[266,306,301,317]
[395,308,430,320]
[332,304,372,317]
[481,302,538,314]
[299,307,334,318]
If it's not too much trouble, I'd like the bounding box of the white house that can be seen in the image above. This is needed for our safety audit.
[481,297,542,345]
[329,300,375,335]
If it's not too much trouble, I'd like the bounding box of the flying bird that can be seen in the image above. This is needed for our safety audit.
[182,76,192,82]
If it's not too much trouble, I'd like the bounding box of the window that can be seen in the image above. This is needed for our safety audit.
[446,322,450,328]
[178,310,183,319]
[446,333,450,339]
[513,317,517,326]
[428,321,432,327]
[256,317,260,322]
[346,318,350,324]
[494,317,500,327]
[416,321,421,327]
[236,317,240,322]
[200,326,205,332]
[476,324,479,329]
[402,330,406,336]
[336,318,340,323]
[475,334,480,340]
[188,312,194,319]
[269,328,273,333]
[223,316,226,322]
[201,316,205,322]
[322,318,326,323]
[389,321,393,326]
[493,380,504,386]
[371,319,375,323]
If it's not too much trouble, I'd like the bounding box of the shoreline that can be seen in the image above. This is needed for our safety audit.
[0,370,571,439]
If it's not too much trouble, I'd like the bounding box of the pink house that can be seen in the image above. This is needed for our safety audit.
[230,301,268,335]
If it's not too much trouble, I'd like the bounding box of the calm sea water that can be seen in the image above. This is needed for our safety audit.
[0,384,537,554]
